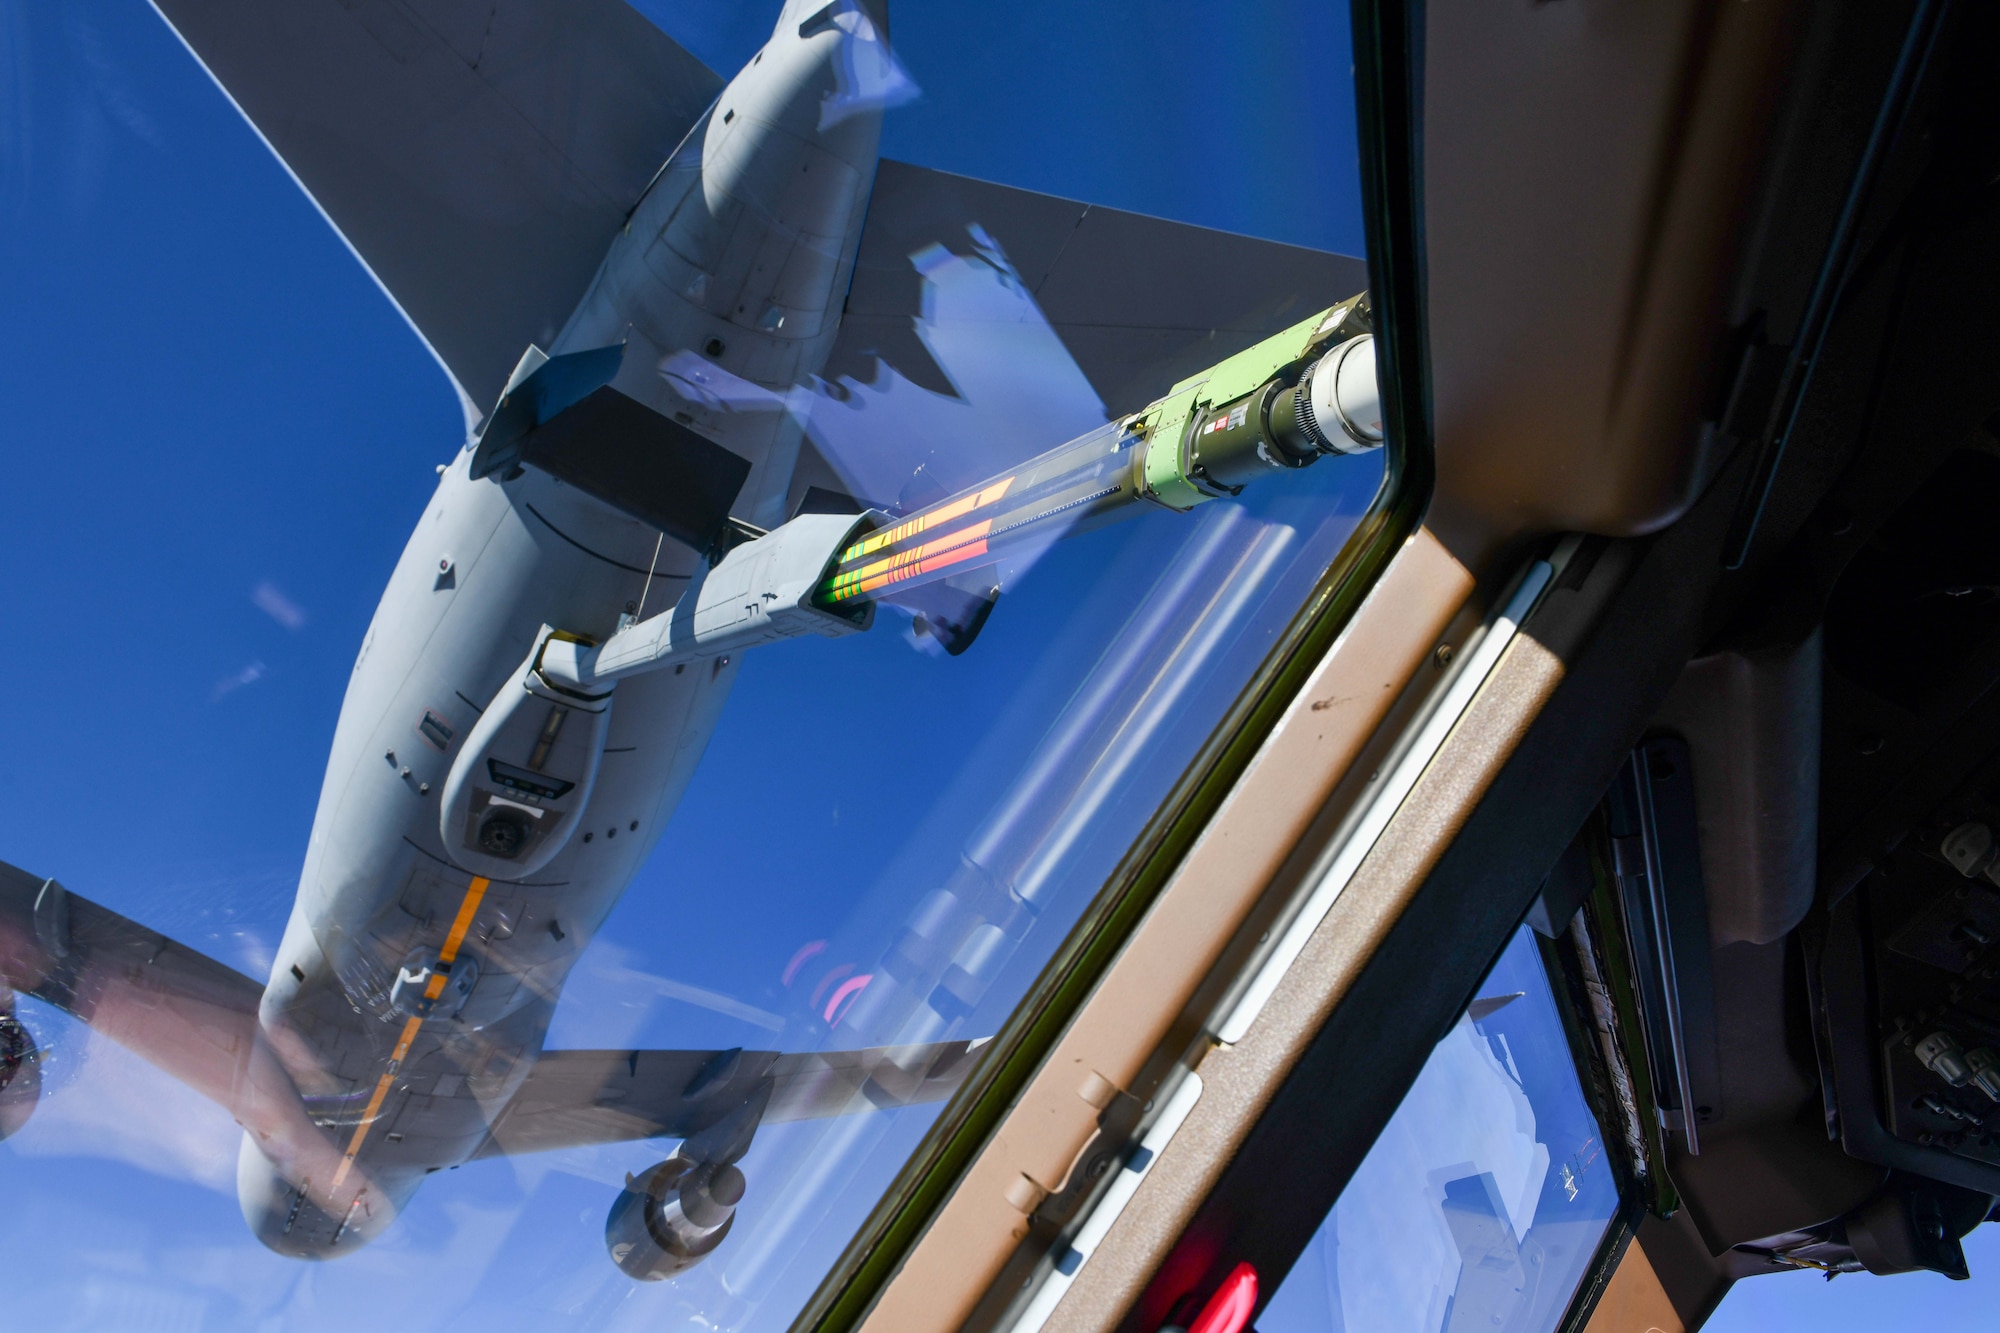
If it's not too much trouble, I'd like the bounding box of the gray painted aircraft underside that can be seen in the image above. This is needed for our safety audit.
[0,0,1363,1280]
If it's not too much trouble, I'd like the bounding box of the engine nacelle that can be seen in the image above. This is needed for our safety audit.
[604,1157,747,1281]
[0,1011,40,1142]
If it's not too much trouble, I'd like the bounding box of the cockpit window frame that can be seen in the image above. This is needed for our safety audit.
[796,0,1438,1326]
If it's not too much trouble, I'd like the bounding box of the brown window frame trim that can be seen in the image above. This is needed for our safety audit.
[795,0,1440,1324]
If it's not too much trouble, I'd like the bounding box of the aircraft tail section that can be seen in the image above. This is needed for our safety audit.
[801,158,1368,526]
[148,0,724,411]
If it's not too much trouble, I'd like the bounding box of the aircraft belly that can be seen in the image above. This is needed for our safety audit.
[270,462,742,1120]
[242,2,906,1223]
[308,471,642,895]
[550,7,883,527]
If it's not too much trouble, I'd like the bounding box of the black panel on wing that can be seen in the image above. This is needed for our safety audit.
[150,0,723,408]
[838,160,1370,415]
[517,389,753,555]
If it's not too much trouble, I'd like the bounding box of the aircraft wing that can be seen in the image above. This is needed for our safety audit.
[471,1038,985,1159]
[800,159,1368,511]
[0,859,275,1117]
[149,0,723,411]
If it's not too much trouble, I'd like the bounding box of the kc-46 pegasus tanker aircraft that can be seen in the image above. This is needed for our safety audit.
[0,0,1380,1281]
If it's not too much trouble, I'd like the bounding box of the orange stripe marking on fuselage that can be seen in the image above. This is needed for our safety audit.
[330,876,490,1190]
[436,876,489,967]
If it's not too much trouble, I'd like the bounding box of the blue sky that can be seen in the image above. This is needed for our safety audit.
[1707,1227,2000,1331]
[1261,929,1624,1333]
[0,3,1376,1330]
[2,3,1986,1330]
[1706,1228,2000,1333]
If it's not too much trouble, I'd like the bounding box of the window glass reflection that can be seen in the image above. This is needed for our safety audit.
[1260,928,1621,1333]
[0,2,1378,1329]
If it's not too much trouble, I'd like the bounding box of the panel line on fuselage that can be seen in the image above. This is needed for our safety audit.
[331,875,491,1188]
[525,502,696,578]
[398,834,568,888]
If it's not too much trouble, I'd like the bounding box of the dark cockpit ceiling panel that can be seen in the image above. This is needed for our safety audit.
[1419,0,1807,567]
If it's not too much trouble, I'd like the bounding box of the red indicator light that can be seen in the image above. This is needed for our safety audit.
[1186,1262,1257,1333]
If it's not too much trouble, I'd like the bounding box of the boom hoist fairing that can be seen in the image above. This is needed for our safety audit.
[441,300,1384,882]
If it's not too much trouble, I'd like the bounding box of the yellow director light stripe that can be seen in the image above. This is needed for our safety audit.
[330,876,490,1189]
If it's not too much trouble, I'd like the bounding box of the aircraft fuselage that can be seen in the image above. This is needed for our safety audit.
[238,1,887,1255]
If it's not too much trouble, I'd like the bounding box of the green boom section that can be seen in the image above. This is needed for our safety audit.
[814,293,1374,609]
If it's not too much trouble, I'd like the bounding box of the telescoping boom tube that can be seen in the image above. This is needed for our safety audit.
[814,293,1382,609]
[535,294,1382,700]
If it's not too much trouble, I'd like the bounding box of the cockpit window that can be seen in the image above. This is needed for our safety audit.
[1259,928,1623,1333]
[0,2,1388,1329]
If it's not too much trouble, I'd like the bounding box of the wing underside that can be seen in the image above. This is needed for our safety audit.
[0,860,267,1112]
[148,0,723,410]
[795,158,1369,515]
[0,859,369,1192]
[0,859,978,1165]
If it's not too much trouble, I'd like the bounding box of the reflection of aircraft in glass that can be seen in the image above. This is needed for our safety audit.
[0,0,1375,1281]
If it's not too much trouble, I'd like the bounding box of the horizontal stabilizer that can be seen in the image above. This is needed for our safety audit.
[842,161,1367,415]
[802,160,1368,552]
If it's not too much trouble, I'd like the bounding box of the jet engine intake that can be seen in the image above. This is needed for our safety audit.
[0,1009,40,1142]
[604,1156,748,1281]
